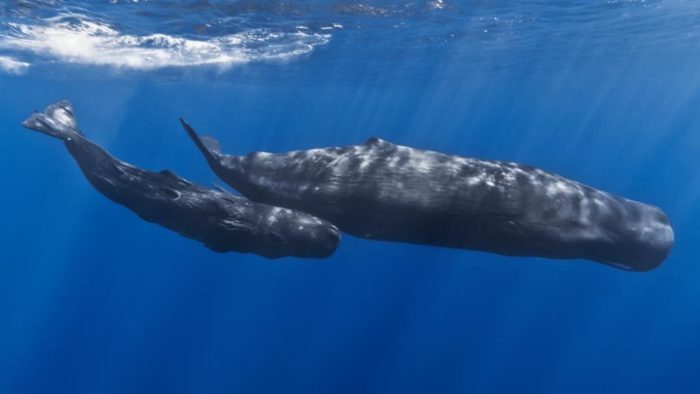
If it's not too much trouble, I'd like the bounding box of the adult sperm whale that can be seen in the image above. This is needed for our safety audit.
[21,102,340,259]
[181,120,674,271]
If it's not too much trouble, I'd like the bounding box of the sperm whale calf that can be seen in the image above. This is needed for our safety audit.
[21,101,340,259]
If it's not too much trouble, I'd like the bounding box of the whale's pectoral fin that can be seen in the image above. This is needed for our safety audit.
[135,211,156,223]
[180,118,223,163]
[205,244,227,253]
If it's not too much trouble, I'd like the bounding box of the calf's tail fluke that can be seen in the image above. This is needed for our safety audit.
[21,100,83,141]
[179,118,222,163]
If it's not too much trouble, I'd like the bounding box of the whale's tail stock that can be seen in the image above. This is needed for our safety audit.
[22,100,83,141]
[179,118,223,164]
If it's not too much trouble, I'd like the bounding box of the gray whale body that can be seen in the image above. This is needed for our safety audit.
[182,120,674,271]
[21,102,340,259]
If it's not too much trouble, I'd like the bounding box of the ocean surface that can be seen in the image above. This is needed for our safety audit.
[1,1,699,393]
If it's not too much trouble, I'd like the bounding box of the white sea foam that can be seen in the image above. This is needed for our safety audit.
[429,0,446,10]
[0,55,29,74]
[0,14,330,70]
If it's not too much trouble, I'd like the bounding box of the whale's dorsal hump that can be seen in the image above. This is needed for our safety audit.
[364,137,389,146]
[159,169,192,186]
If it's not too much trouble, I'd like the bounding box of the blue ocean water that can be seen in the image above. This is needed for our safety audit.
[1,1,699,393]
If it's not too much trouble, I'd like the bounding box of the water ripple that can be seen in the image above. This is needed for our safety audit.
[0,0,697,77]
[0,13,330,71]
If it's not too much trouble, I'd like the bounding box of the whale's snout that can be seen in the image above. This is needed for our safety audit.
[631,208,674,271]
[267,207,341,259]
[298,222,341,259]
[599,204,674,272]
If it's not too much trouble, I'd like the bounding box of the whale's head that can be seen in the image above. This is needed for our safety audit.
[287,218,341,259]
[586,201,674,272]
[261,207,341,259]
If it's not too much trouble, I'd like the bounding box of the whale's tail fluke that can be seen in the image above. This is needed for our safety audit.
[179,118,222,164]
[21,101,83,141]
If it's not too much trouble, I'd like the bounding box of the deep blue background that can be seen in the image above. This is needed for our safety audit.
[1,1,700,393]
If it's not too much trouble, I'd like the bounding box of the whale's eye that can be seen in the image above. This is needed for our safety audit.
[655,210,669,224]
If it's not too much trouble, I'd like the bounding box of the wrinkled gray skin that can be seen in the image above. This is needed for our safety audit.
[21,102,340,259]
[182,120,674,271]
